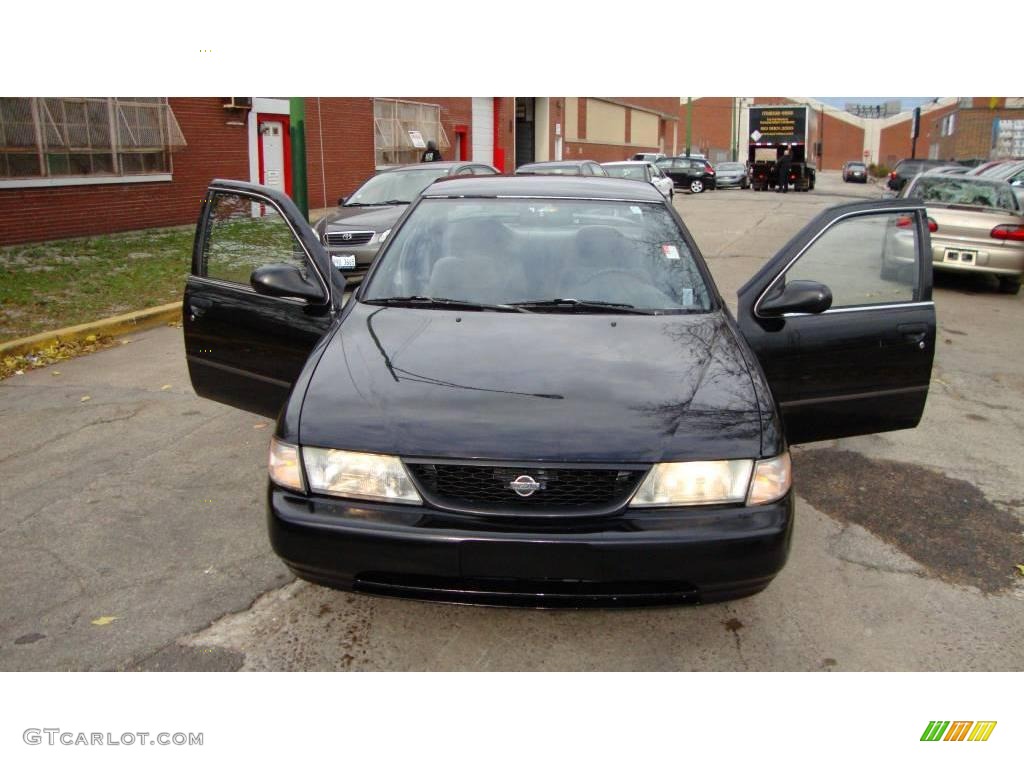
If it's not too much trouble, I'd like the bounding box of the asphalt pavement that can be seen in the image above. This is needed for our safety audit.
[2,171,1022,671]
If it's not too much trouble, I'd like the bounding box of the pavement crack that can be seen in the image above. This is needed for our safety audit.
[0,404,148,464]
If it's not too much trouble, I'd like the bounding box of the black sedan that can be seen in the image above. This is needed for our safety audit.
[656,156,716,193]
[313,161,498,283]
[184,176,935,607]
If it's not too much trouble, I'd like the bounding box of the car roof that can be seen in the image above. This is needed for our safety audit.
[421,175,666,202]
[380,161,470,173]
[602,160,649,165]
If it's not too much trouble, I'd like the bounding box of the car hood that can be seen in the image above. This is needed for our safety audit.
[318,205,407,230]
[298,302,764,463]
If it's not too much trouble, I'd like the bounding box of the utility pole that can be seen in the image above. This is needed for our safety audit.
[289,97,309,220]
[731,98,737,161]
[685,97,692,156]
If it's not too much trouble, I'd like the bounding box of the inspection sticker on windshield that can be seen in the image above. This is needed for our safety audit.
[662,244,680,260]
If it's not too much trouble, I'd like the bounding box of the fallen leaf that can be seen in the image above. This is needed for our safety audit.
[121,339,133,345]
[80,395,91,402]
[253,423,267,430]
[85,334,97,343]
[160,384,172,391]
[52,371,62,376]
[14,370,24,375]
[91,616,118,626]
[1016,564,1024,577]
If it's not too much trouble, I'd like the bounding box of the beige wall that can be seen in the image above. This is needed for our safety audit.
[631,110,659,147]
[586,99,626,144]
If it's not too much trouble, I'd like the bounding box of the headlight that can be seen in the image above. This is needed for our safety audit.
[303,448,422,505]
[747,452,791,505]
[629,459,753,507]
[269,437,304,492]
[378,228,392,243]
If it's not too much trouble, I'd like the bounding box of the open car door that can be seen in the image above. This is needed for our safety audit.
[736,199,936,445]
[184,179,342,418]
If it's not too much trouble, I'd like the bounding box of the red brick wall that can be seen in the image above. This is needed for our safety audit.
[879,103,957,166]
[0,98,249,246]
[820,112,865,170]
[953,108,1024,160]
[304,97,376,210]
[683,97,735,157]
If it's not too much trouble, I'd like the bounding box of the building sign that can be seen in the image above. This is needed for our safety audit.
[992,119,1024,159]
[407,130,426,149]
[748,107,806,144]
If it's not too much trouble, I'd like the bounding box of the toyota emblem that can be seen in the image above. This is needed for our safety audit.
[340,232,353,240]
[509,475,542,497]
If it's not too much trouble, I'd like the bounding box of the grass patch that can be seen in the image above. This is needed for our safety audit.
[0,225,194,342]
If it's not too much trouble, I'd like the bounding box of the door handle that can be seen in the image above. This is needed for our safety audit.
[188,297,213,320]
[898,322,929,348]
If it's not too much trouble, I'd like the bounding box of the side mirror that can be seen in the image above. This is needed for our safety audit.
[337,196,347,206]
[250,263,326,303]
[759,280,833,317]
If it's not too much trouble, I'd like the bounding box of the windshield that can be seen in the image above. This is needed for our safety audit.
[517,164,582,176]
[603,165,648,180]
[905,177,1019,211]
[363,198,712,313]
[848,163,865,170]
[346,168,449,206]
[716,163,744,172]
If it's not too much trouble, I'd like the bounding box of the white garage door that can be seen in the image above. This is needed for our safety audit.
[471,97,493,164]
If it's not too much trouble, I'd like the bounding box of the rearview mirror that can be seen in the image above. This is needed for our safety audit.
[759,280,832,317]
[337,196,347,206]
[250,263,326,303]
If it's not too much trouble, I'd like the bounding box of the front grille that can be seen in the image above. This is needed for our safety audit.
[407,463,645,514]
[326,230,374,247]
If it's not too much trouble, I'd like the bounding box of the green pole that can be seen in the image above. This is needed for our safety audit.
[289,97,309,220]
[685,97,692,156]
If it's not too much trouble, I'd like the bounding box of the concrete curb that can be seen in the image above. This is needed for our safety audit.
[0,302,182,359]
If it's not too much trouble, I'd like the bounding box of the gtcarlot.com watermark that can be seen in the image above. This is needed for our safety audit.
[23,729,203,747]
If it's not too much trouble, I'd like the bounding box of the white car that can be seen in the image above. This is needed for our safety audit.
[601,161,674,199]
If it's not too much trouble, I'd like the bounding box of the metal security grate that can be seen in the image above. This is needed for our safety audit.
[326,230,375,247]
[407,463,645,513]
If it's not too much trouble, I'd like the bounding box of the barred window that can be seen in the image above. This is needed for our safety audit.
[0,97,186,181]
[373,98,449,168]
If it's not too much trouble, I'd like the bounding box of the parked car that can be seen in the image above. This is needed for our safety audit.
[923,165,971,175]
[313,161,498,283]
[515,160,609,177]
[630,152,666,162]
[601,160,674,199]
[886,159,949,191]
[894,174,1024,294]
[184,175,936,606]
[656,156,717,193]
[713,161,749,189]
[842,161,868,183]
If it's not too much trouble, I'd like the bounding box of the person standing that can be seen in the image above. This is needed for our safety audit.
[776,148,792,193]
[421,140,443,162]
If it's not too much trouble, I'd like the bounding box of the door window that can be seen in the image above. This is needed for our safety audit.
[781,212,920,308]
[202,191,310,286]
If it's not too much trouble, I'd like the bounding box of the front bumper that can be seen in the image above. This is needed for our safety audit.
[268,487,794,607]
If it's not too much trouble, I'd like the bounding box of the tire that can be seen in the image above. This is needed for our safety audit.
[998,276,1021,295]
[689,179,704,194]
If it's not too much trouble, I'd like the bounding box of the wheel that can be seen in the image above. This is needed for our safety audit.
[689,179,704,194]
[998,276,1021,295]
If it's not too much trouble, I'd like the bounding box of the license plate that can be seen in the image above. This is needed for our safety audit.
[943,249,976,264]
[332,254,357,269]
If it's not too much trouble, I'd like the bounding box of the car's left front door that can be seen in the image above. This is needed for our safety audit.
[184,180,339,418]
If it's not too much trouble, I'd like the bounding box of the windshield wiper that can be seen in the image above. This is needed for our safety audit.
[363,295,530,313]
[512,298,656,314]
[345,199,410,207]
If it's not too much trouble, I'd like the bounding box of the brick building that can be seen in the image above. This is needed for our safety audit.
[509,98,679,167]
[0,96,514,246]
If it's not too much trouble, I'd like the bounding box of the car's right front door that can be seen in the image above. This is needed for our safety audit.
[736,199,936,444]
